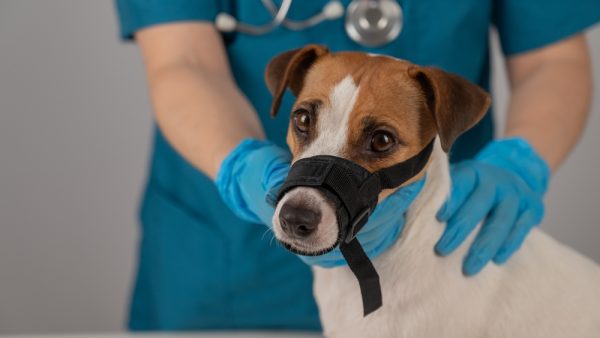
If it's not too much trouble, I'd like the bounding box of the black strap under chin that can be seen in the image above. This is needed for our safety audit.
[340,239,382,316]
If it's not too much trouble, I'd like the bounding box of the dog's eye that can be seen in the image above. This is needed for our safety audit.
[370,131,395,152]
[293,109,311,134]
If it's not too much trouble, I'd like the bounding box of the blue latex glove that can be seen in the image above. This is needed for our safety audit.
[436,137,550,276]
[300,178,425,268]
[215,139,290,226]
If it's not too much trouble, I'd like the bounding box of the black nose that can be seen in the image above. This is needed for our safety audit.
[279,203,321,237]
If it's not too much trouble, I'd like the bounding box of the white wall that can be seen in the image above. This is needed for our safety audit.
[0,0,598,334]
[0,1,148,333]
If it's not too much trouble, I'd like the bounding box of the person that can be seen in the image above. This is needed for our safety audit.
[114,0,599,331]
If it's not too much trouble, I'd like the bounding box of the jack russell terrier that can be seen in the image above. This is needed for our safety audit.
[265,45,600,338]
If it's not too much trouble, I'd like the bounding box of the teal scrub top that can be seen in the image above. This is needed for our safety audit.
[115,0,600,331]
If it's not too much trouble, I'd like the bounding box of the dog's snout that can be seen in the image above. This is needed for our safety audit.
[279,203,321,237]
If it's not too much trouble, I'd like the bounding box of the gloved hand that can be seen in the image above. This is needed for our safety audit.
[215,139,290,226]
[300,178,425,268]
[435,137,550,276]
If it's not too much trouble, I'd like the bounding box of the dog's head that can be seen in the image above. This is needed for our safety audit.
[266,45,490,255]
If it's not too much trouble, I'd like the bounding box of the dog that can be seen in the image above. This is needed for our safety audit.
[264,45,600,338]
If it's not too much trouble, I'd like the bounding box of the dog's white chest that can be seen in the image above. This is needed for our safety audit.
[312,141,458,337]
[310,141,600,338]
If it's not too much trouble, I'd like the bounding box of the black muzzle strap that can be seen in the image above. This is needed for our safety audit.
[339,238,382,315]
[377,140,435,189]
[277,139,435,316]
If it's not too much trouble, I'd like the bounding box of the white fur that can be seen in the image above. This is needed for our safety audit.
[312,139,600,338]
[300,75,359,159]
[273,76,360,250]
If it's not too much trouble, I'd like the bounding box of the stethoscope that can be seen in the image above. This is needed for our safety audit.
[215,0,403,48]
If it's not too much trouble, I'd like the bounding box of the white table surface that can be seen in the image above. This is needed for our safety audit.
[0,333,323,338]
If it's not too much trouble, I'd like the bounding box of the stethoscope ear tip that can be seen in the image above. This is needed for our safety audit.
[215,13,237,32]
[323,1,345,19]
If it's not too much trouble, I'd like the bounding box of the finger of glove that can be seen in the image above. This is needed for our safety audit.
[437,165,478,221]
[265,176,286,207]
[374,178,425,216]
[357,216,403,248]
[358,203,400,242]
[360,178,425,237]
[341,181,422,257]
[263,161,290,191]
[394,177,426,203]
[368,192,404,224]
[492,208,540,265]
[463,196,520,276]
[435,180,496,256]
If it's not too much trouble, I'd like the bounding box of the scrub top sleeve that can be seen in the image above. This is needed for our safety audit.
[493,0,600,56]
[115,0,220,40]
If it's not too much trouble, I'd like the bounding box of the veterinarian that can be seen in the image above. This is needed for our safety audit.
[115,0,600,331]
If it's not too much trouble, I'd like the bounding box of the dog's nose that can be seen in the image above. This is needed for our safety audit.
[279,203,321,237]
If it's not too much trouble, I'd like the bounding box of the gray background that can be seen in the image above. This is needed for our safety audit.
[0,0,598,334]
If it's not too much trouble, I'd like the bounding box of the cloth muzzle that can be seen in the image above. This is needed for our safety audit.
[276,139,435,316]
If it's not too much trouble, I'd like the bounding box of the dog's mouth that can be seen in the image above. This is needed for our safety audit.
[277,235,341,256]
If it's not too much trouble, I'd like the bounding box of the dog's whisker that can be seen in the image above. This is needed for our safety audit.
[269,234,278,247]
[260,227,273,241]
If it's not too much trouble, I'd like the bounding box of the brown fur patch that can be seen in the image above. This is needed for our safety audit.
[290,53,437,173]
[265,48,490,191]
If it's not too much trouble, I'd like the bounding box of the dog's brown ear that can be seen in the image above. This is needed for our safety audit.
[265,44,329,117]
[408,66,491,152]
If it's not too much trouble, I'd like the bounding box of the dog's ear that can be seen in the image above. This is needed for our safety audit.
[408,66,491,152]
[265,44,329,117]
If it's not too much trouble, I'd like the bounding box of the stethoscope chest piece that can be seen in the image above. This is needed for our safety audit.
[345,0,403,48]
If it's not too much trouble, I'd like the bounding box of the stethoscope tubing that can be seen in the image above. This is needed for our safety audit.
[215,0,403,48]
[261,0,343,30]
[225,0,293,35]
